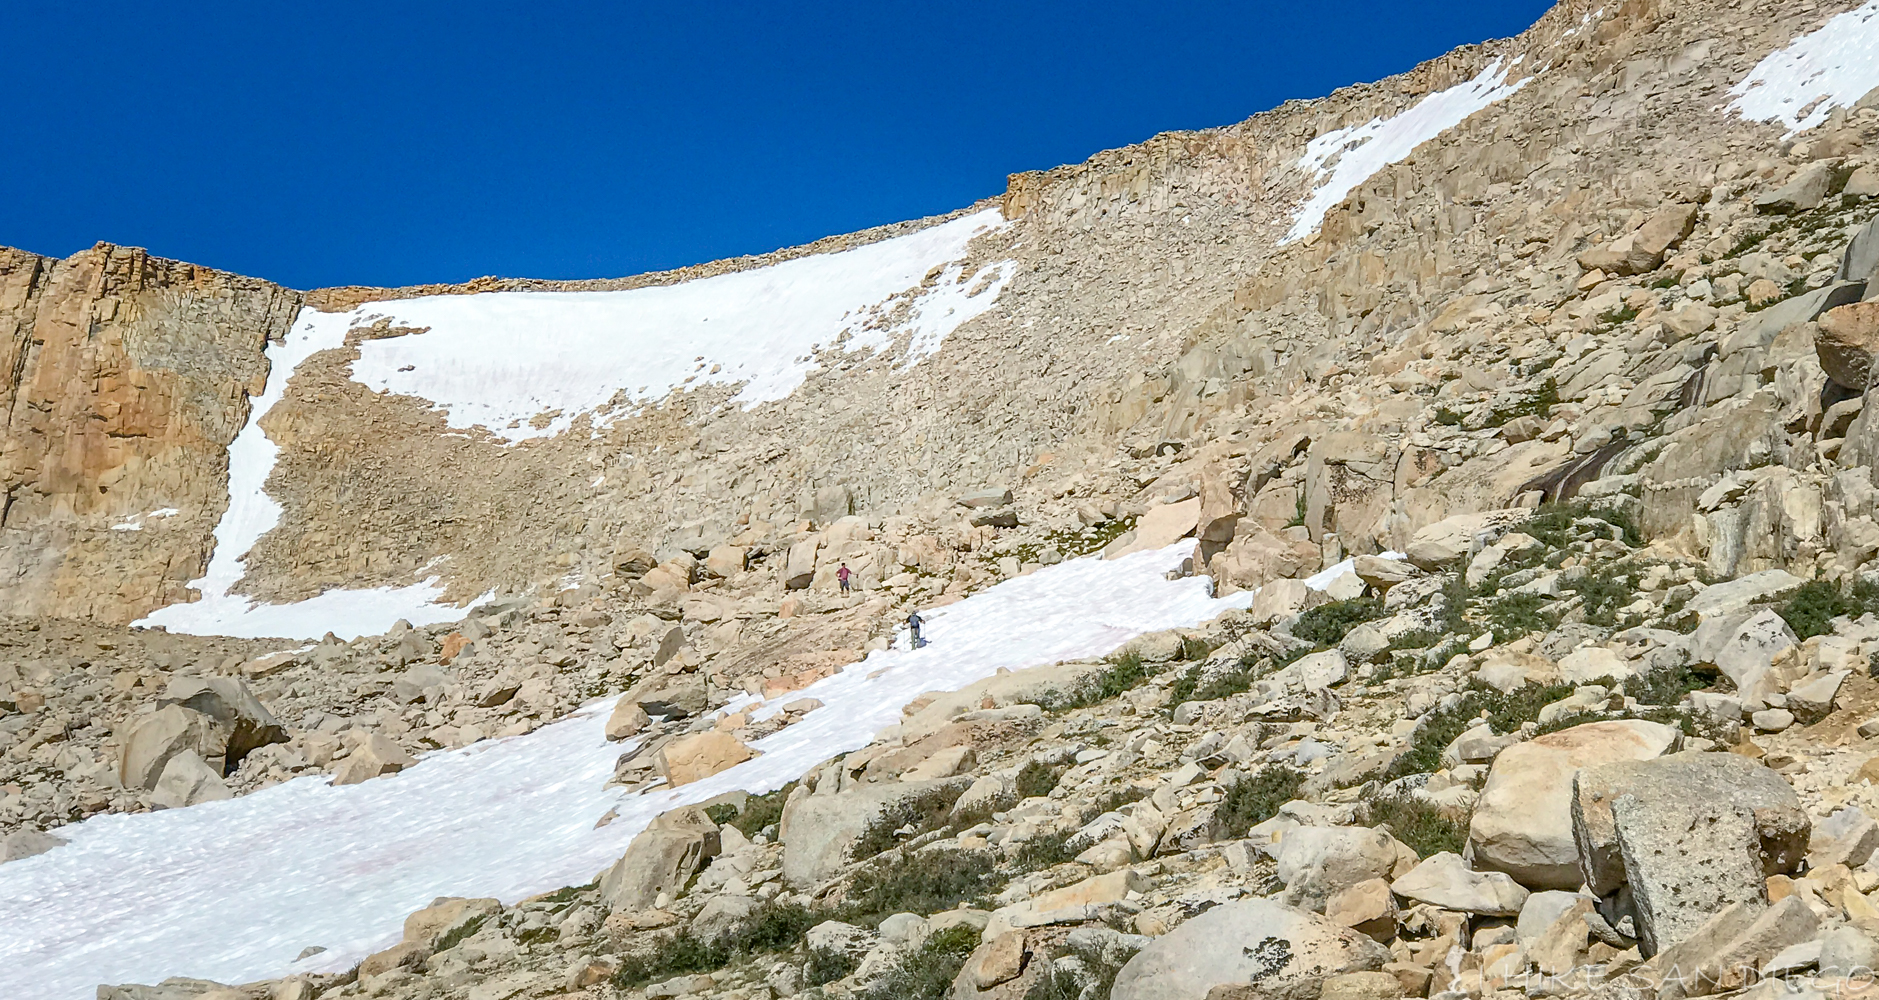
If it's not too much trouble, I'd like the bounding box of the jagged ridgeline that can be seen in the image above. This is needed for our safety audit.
[12,0,1879,998]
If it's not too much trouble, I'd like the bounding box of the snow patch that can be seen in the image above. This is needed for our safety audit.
[342,209,1014,442]
[136,312,481,641]
[1286,59,1530,243]
[2,542,1248,998]
[1729,0,1879,136]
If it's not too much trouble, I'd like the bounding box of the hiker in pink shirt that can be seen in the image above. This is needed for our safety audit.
[837,562,852,594]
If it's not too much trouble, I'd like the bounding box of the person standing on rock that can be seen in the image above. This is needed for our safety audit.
[907,609,925,648]
[837,563,852,594]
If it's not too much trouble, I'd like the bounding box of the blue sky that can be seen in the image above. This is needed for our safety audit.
[1,2,1553,290]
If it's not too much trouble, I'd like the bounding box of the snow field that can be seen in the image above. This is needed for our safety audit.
[1286,58,1530,244]
[344,209,1015,441]
[1730,0,1879,136]
[4,542,1255,999]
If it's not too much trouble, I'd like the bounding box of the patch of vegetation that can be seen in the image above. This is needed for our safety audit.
[1293,597,1386,646]
[1165,664,1201,706]
[842,850,1000,924]
[853,787,967,858]
[1434,407,1465,426]
[1216,765,1306,839]
[1649,271,1684,290]
[1389,696,1483,779]
[1287,489,1309,527]
[1568,570,1638,628]
[1191,663,1256,703]
[1042,651,1152,711]
[611,900,821,987]
[1084,785,1150,820]
[1597,303,1640,328]
[1485,378,1560,427]
[528,882,596,905]
[1178,635,1215,661]
[1367,795,1469,858]
[859,925,982,1000]
[1025,935,1144,1000]
[1479,592,1553,639]
[517,924,560,945]
[1481,681,1577,733]
[1015,760,1064,799]
[805,945,861,987]
[724,783,796,838]
[1776,579,1879,639]
[1522,500,1640,550]
[1011,829,1078,872]
[1625,663,1714,707]
[434,913,488,953]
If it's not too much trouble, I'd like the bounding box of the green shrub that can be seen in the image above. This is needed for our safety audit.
[1480,592,1552,638]
[842,850,1000,923]
[1165,664,1200,706]
[1625,663,1713,706]
[859,925,983,1000]
[1015,760,1063,799]
[610,900,820,986]
[852,787,962,858]
[805,945,860,987]
[1024,934,1144,1000]
[1486,378,1560,427]
[1388,697,1483,778]
[1010,829,1077,872]
[1217,765,1306,839]
[727,783,795,838]
[1776,580,1873,639]
[1043,651,1151,711]
[434,913,488,953]
[1434,407,1464,426]
[1293,597,1386,646]
[1084,786,1149,820]
[1367,796,1468,858]
[1482,681,1577,733]
[1568,571,1637,627]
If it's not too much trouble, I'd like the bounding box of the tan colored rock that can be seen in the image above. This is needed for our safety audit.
[404,896,502,949]
[605,700,651,741]
[119,704,217,791]
[704,545,747,579]
[655,731,756,787]
[150,749,232,809]
[1325,878,1397,941]
[1818,300,1879,389]
[968,930,1028,989]
[1108,498,1201,559]
[1215,527,1321,593]
[1318,971,1405,1000]
[1198,462,1242,543]
[330,733,415,786]
[598,805,721,910]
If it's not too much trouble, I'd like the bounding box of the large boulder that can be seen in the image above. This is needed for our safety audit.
[119,704,218,791]
[160,675,287,772]
[1110,899,1389,1000]
[150,749,233,809]
[1274,827,1403,912]
[1577,204,1698,275]
[655,732,756,787]
[1818,301,1879,390]
[330,733,416,786]
[1389,853,1527,915]
[598,805,722,909]
[1709,610,1798,697]
[779,779,967,887]
[1468,720,1680,890]
[1572,752,1808,955]
[1684,570,1804,620]
[1404,512,1519,571]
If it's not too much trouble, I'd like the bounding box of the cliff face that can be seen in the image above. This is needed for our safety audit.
[0,244,299,621]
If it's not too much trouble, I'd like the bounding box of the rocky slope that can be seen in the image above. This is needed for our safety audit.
[19,0,1879,997]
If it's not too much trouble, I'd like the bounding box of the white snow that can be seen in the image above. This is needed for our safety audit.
[343,209,1014,442]
[1,541,1254,999]
[1729,1,1879,136]
[1286,59,1530,243]
[135,312,484,641]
